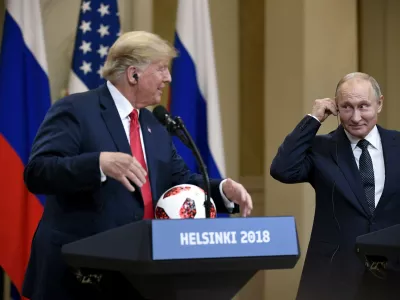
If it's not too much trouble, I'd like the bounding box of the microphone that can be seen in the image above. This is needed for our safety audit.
[153,105,178,132]
[153,105,190,146]
[153,105,212,218]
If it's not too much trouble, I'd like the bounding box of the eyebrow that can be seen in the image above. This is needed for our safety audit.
[340,100,371,106]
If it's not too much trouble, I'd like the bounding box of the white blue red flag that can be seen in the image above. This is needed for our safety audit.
[0,0,51,297]
[169,0,226,182]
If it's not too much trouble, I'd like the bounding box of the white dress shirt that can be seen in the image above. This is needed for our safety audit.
[101,81,234,211]
[344,126,385,207]
[308,114,385,207]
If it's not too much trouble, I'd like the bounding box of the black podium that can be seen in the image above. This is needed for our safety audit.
[355,224,400,269]
[62,217,300,299]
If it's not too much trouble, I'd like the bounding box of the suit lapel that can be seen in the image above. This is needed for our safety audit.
[331,126,371,217]
[374,126,398,213]
[139,109,159,206]
[98,85,131,155]
[98,86,160,208]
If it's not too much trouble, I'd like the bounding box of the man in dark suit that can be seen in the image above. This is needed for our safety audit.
[270,72,400,300]
[22,31,253,300]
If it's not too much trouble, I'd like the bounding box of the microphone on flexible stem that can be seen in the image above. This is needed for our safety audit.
[153,105,212,218]
[153,106,189,147]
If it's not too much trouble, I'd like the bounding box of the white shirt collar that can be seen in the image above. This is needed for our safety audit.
[344,125,381,151]
[106,80,138,120]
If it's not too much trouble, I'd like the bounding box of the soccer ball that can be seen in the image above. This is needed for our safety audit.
[155,184,217,219]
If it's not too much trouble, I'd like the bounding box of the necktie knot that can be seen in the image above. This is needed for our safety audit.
[130,110,139,128]
[130,109,138,121]
[357,139,369,150]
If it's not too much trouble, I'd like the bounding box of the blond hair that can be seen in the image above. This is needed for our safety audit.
[335,72,382,101]
[102,31,177,82]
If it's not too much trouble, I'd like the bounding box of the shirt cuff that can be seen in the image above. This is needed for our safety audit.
[100,166,106,182]
[307,114,321,123]
[219,179,235,212]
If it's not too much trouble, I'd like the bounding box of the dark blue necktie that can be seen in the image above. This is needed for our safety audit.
[357,139,375,214]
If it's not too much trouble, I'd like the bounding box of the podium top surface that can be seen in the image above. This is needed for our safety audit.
[356,224,400,247]
[61,216,300,274]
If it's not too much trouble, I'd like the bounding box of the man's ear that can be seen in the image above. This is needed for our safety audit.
[377,95,384,113]
[127,66,138,84]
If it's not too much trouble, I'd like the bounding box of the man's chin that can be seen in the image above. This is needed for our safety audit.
[153,97,162,105]
[346,126,368,138]
[146,96,161,107]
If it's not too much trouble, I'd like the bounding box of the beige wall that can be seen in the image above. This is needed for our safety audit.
[264,1,358,299]
[2,0,400,299]
[359,0,400,130]
[240,0,265,178]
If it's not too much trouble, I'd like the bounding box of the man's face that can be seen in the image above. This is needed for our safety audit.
[337,79,383,139]
[134,59,171,107]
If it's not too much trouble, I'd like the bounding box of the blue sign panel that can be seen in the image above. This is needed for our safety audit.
[152,216,299,260]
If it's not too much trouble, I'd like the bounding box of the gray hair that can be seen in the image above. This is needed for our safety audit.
[335,72,382,101]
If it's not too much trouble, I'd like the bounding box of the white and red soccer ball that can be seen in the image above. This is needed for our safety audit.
[155,184,217,219]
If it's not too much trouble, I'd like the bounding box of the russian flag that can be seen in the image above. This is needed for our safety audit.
[0,0,50,297]
[169,0,226,183]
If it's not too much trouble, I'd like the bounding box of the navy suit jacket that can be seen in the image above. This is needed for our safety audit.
[22,85,238,300]
[270,115,400,300]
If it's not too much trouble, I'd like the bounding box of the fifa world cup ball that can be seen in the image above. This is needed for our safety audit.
[155,184,217,219]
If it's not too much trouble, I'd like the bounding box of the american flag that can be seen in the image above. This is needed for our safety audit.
[67,0,121,94]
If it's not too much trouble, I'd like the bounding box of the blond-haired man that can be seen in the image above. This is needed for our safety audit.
[22,31,253,300]
[271,72,400,300]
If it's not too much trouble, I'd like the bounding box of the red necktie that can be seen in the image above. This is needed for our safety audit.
[129,110,153,219]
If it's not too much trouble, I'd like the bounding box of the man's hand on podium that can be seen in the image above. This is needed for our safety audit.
[222,179,253,217]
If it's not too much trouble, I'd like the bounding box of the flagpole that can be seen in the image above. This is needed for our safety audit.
[3,274,10,300]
